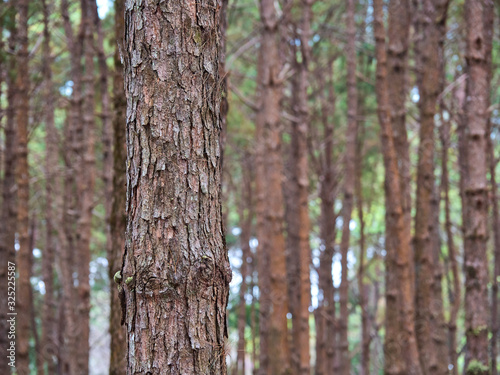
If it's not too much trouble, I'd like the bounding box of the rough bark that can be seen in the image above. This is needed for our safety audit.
[121,1,231,373]
[16,0,31,371]
[413,1,449,374]
[0,6,17,373]
[41,0,58,372]
[373,1,422,374]
[338,0,357,373]
[287,1,313,374]
[462,1,493,374]
[108,0,127,373]
[255,0,290,374]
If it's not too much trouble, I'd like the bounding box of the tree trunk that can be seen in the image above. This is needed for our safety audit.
[287,1,313,374]
[315,62,337,375]
[235,154,253,375]
[338,1,357,373]
[0,6,17,373]
[16,0,31,371]
[121,1,231,373]
[462,1,493,374]
[108,0,127,373]
[255,1,290,374]
[439,113,460,375]
[41,0,58,372]
[413,1,449,374]
[373,1,422,374]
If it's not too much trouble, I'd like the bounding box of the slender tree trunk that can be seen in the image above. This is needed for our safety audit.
[41,0,58,372]
[315,64,337,375]
[121,1,231,373]
[489,120,500,375]
[413,1,449,374]
[108,0,127,373]
[373,1,422,374]
[338,1,357,373]
[287,1,313,374]
[255,1,290,374]
[356,112,370,375]
[439,114,460,375]
[0,7,17,373]
[16,0,31,371]
[59,0,85,371]
[235,155,253,375]
[462,1,493,374]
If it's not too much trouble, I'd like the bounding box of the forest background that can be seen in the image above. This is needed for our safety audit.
[0,0,500,374]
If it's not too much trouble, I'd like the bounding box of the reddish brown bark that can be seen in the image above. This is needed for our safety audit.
[255,1,290,374]
[413,0,449,373]
[121,1,231,373]
[462,1,493,373]
[373,1,422,374]
[287,1,313,374]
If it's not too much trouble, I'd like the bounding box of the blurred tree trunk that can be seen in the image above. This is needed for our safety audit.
[255,0,290,374]
[74,1,96,371]
[108,0,127,373]
[462,1,493,373]
[489,119,500,375]
[373,1,422,374]
[235,154,253,375]
[59,0,85,370]
[315,62,337,375]
[338,0,358,373]
[121,0,231,373]
[413,0,449,374]
[439,112,460,375]
[287,1,312,374]
[356,107,370,375]
[0,6,17,372]
[41,0,58,372]
[16,0,31,371]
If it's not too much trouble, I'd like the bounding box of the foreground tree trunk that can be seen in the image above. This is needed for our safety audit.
[108,0,127,373]
[373,1,422,374]
[121,1,231,373]
[255,0,290,374]
[462,1,493,373]
[413,0,449,373]
[16,0,32,371]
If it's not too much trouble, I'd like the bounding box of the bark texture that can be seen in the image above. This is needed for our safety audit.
[121,1,231,373]
[462,1,493,373]
[255,0,290,374]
